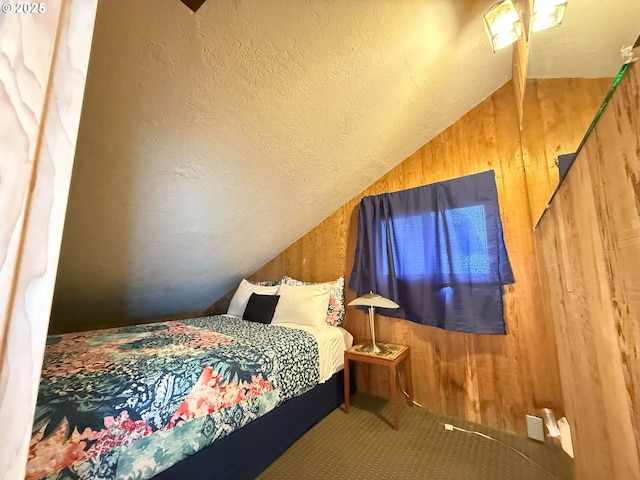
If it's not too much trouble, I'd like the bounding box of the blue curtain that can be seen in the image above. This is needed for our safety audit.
[349,170,514,335]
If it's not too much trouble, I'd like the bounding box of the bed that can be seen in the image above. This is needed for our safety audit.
[27,313,352,480]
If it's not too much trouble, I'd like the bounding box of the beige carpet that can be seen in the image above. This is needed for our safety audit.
[258,393,571,480]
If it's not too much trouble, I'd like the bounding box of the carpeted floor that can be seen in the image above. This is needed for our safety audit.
[258,393,572,480]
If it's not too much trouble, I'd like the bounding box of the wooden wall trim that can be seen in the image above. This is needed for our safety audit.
[535,60,640,479]
[0,1,98,478]
[512,36,529,128]
[512,0,532,128]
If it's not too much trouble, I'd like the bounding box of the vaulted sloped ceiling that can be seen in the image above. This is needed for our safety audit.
[51,0,639,328]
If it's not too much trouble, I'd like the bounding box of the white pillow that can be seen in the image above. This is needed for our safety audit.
[271,283,331,328]
[227,279,279,317]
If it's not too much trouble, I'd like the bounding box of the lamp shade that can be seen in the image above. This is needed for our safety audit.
[348,292,399,309]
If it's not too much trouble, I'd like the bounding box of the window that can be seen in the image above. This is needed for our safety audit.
[349,171,514,335]
[380,206,491,280]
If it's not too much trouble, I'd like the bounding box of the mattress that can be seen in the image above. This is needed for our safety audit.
[27,315,351,480]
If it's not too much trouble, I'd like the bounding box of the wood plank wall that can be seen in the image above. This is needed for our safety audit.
[222,78,607,435]
[534,61,640,479]
[0,2,98,478]
[521,78,613,224]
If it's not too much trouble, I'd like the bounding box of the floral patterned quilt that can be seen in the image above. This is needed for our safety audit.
[27,316,319,480]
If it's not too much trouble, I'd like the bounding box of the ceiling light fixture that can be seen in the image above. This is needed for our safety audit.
[531,0,568,33]
[484,0,568,53]
[483,0,523,53]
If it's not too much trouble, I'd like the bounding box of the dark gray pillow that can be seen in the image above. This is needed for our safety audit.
[242,293,280,324]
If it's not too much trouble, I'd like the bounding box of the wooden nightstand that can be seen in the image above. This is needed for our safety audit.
[343,342,413,429]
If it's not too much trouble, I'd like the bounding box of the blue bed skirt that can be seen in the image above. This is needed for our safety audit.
[154,369,345,480]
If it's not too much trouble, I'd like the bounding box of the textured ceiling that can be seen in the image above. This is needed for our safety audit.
[52,0,639,327]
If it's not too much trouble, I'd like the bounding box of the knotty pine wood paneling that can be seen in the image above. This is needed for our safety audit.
[0,2,98,478]
[534,61,640,479]
[521,78,612,226]
[250,80,569,435]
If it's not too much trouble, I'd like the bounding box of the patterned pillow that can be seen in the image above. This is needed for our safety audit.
[283,276,345,326]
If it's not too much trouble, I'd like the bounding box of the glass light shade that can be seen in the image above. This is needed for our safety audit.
[347,292,399,309]
[531,0,567,33]
[483,0,523,53]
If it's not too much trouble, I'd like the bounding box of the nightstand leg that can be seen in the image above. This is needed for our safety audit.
[390,364,398,429]
[344,358,350,413]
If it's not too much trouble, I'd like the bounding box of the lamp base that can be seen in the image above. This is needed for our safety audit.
[358,341,389,355]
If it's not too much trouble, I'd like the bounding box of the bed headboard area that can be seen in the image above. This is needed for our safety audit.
[205,276,345,326]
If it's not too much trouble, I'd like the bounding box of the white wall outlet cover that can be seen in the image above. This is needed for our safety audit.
[526,415,545,442]
[557,417,575,458]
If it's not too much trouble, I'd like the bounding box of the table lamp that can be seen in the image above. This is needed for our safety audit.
[348,291,399,354]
